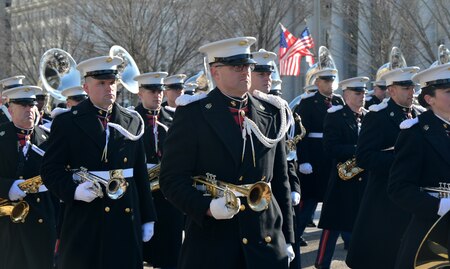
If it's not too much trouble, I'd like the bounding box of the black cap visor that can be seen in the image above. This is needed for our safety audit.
[85,70,119,80]
[253,65,274,73]
[10,98,37,106]
[319,76,336,82]
[345,87,367,92]
[141,84,164,91]
[212,54,257,65]
[391,80,415,87]
[165,83,184,90]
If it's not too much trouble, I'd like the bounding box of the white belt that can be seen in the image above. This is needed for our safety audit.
[90,168,134,180]
[147,163,158,169]
[308,132,323,138]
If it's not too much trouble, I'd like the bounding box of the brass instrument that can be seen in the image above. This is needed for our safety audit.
[72,167,128,200]
[18,175,43,193]
[286,113,306,152]
[193,173,272,212]
[148,164,161,192]
[109,45,140,94]
[304,46,339,91]
[0,198,29,223]
[415,183,450,268]
[337,158,364,180]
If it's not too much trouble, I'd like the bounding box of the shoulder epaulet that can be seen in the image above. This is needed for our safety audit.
[252,90,287,109]
[369,101,388,112]
[164,105,176,113]
[412,104,427,113]
[175,92,208,106]
[300,91,316,100]
[400,117,419,129]
[50,107,70,119]
[327,105,343,113]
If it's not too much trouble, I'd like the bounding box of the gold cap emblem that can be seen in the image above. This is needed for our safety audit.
[106,57,113,63]
[239,40,248,46]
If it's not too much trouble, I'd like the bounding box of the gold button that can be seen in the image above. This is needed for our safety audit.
[105,207,110,212]
[358,177,362,181]
[239,204,246,211]
[242,238,248,245]
[19,176,23,179]
[123,157,128,163]
[66,165,71,169]
[125,208,131,213]
[38,219,43,223]
[240,110,245,117]
[264,236,272,243]
[36,198,40,203]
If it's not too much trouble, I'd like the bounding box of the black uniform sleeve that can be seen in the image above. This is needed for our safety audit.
[287,159,300,194]
[388,128,440,219]
[41,115,78,203]
[356,111,394,174]
[159,105,212,227]
[323,112,356,162]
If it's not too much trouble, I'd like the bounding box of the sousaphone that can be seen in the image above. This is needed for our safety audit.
[304,46,339,91]
[39,48,81,101]
[109,45,140,94]
[430,44,450,67]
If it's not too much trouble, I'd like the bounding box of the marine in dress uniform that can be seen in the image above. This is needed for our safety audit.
[346,66,424,269]
[0,76,26,125]
[35,91,51,125]
[293,66,344,249]
[365,77,388,109]
[315,77,370,269]
[159,37,295,269]
[249,49,277,95]
[162,74,186,118]
[0,85,56,269]
[133,72,184,269]
[41,55,157,269]
[388,62,450,269]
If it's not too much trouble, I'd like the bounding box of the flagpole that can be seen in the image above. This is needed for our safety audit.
[314,0,321,47]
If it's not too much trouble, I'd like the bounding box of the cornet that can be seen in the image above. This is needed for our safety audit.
[193,173,272,212]
[148,164,161,192]
[18,175,43,193]
[337,158,364,180]
[0,198,29,223]
[72,167,128,200]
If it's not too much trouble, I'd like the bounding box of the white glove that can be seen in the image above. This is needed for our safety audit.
[38,184,48,192]
[142,221,155,242]
[286,243,295,265]
[291,191,301,206]
[8,179,26,201]
[438,198,450,216]
[299,163,313,174]
[210,196,241,220]
[74,181,98,202]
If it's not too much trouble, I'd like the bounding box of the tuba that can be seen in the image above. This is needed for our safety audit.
[148,164,161,192]
[72,167,128,200]
[193,173,272,212]
[415,183,450,268]
[0,198,29,223]
[373,46,407,86]
[337,158,364,180]
[430,44,450,68]
[109,45,140,94]
[185,70,209,93]
[304,46,339,91]
[39,48,81,101]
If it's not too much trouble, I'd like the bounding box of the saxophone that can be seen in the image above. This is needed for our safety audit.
[148,164,161,192]
[337,158,364,180]
[286,113,306,160]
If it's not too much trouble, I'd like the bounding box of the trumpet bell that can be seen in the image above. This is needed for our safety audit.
[246,181,271,212]
[110,45,140,94]
[39,48,81,101]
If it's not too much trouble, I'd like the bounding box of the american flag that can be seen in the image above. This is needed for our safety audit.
[279,24,315,76]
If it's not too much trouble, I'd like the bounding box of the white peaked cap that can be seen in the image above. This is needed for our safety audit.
[77,56,122,78]
[165,74,187,85]
[3,85,42,100]
[412,62,450,88]
[134,72,168,86]
[339,76,370,90]
[0,75,25,90]
[61,86,87,97]
[380,66,420,86]
[199,37,257,65]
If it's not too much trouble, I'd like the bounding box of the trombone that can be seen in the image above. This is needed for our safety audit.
[193,173,272,212]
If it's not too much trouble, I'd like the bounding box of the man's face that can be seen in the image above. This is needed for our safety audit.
[211,63,253,96]
[389,85,415,107]
[250,71,272,93]
[139,88,163,110]
[36,95,47,111]
[9,102,36,129]
[84,77,117,110]
[426,88,450,116]
[344,90,365,110]
[374,86,388,100]
[315,77,334,96]
[164,89,184,107]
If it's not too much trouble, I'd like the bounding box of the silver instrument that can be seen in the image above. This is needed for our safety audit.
[72,167,128,200]
[109,45,140,94]
[304,46,339,91]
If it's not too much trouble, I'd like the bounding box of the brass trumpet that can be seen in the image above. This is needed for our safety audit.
[337,158,364,180]
[193,173,272,212]
[18,175,43,193]
[0,198,29,223]
[148,164,160,192]
[72,167,128,200]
